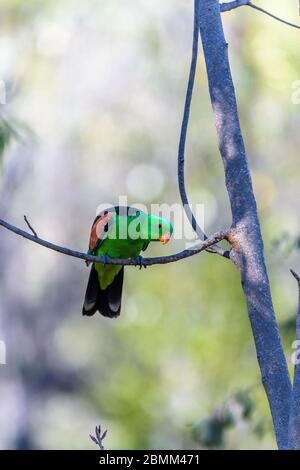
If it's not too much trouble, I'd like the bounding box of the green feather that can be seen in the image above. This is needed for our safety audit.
[89,210,173,290]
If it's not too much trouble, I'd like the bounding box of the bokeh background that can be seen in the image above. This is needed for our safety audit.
[0,0,300,450]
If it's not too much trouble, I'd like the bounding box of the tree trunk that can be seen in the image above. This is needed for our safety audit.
[198,0,291,449]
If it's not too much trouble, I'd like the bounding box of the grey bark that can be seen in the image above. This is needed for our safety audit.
[198,0,291,449]
[288,271,300,449]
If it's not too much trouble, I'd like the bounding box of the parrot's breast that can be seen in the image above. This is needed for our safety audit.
[94,237,145,290]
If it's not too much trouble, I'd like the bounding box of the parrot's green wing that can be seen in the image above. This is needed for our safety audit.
[83,208,124,318]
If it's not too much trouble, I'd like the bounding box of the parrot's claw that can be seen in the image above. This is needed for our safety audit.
[102,254,110,265]
[134,256,146,270]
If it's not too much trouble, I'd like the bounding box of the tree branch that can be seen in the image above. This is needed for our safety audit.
[220,1,300,30]
[24,215,38,238]
[288,269,300,450]
[249,2,300,30]
[220,0,249,12]
[199,0,291,449]
[178,0,230,259]
[0,217,228,266]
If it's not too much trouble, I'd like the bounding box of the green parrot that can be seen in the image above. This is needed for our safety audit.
[82,206,173,318]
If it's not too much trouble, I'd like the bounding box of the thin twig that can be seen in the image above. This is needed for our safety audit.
[288,269,300,449]
[291,269,300,285]
[24,215,38,238]
[0,217,228,266]
[249,2,300,30]
[178,0,229,259]
[220,1,300,30]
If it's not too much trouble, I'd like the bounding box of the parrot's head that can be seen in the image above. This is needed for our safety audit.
[146,214,173,244]
[117,208,173,244]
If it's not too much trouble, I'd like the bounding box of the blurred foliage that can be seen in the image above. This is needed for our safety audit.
[270,232,300,256]
[191,388,268,449]
[0,117,17,162]
[0,0,300,451]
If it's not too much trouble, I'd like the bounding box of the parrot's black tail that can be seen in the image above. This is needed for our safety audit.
[82,265,124,318]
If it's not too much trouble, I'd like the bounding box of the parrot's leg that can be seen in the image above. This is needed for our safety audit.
[102,253,110,265]
[134,255,146,270]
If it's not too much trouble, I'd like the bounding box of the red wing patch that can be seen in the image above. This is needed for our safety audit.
[89,212,113,250]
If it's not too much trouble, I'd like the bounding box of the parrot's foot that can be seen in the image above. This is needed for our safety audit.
[102,254,110,265]
[134,256,146,270]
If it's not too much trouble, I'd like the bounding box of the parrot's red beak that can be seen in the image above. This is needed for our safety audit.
[158,232,171,245]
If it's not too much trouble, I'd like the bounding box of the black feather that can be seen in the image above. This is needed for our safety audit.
[82,265,99,316]
[82,266,124,318]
